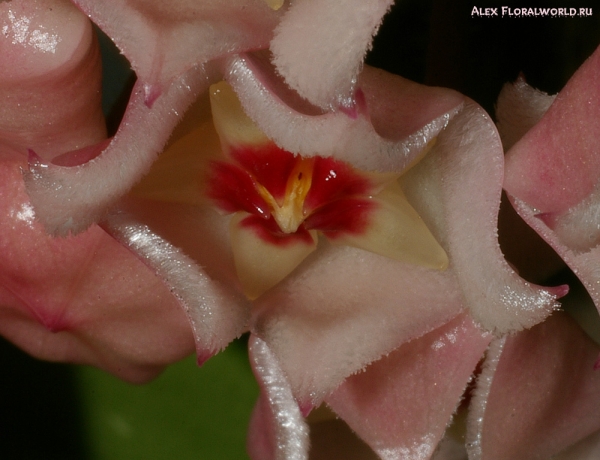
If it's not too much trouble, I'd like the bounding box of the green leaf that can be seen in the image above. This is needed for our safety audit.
[77,339,258,459]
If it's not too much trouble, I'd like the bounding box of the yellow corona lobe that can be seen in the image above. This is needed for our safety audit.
[256,157,315,234]
[263,0,284,10]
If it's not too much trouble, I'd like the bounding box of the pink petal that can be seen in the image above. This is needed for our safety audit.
[401,100,563,333]
[24,0,283,235]
[326,313,491,459]
[250,77,560,411]
[504,45,600,215]
[0,0,105,160]
[73,0,281,91]
[500,48,600,315]
[24,65,211,235]
[466,312,600,459]
[495,75,555,151]
[248,336,309,460]
[103,198,251,362]
[251,244,465,409]
[0,162,194,383]
[226,58,464,172]
[270,0,394,109]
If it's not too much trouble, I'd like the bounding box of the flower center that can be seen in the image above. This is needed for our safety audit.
[255,156,315,233]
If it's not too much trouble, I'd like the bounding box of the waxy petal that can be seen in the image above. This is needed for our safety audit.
[23,0,282,235]
[467,313,600,459]
[401,101,562,333]
[326,313,491,460]
[504,46,600,215]
[0,0,196,382]
[248,336,309,460]
[501,46,600,319]
[0,0,105,159]
[252,244,465,409]
[102,207,249,362]
[270,0,394,110]
[230,213,318,300]
[250,84,560,412]
[24,65,211,235]
[495,76,555,151]
[73,0,282,94]
[226,57,463,172]
[0,162,194,382]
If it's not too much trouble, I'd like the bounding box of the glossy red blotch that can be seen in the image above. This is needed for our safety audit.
[207,146,377,246]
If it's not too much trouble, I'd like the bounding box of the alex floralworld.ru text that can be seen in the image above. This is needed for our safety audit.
[471,6,593,17]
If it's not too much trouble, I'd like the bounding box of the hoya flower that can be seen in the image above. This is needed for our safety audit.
[111,61,564,458]
[482,43,600,458]
[0,0,574,458]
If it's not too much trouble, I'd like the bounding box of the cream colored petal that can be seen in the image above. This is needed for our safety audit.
[263,0,285,10]
[210,80,269,148]
[129,95,220,206]
[230,213,318,299]
[331,182,448,270]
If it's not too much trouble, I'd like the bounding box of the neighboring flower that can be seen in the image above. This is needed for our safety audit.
[488,43,600,458]
[0,0,195,382]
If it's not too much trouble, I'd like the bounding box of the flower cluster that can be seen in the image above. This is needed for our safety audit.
[2,0,600,459]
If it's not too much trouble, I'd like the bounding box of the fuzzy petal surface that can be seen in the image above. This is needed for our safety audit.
[248,336,309,460]
[495,76,555,151]
[249,75,559,411]
[270,0,393,109]
[24,0,283,235]
[0,163,194,382]
[252,243,465,410]
[0,0,105,159]
[73,0,281,91]
[467,313,600,460]
[501,46,600,318]
[226,58,464,172]
[504,46,600,215]
[326,313,491,460]
[401,101,562,334]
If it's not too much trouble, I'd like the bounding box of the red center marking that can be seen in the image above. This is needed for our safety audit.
[207,144,377,245]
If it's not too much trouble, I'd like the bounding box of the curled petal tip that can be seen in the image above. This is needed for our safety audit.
[594,354,600,371]
[144,83,162,108]
[27,149,45,166]
[550,284,570,299]
[299,401,314,418]
[51,139,112,167]
[196,351,215,367]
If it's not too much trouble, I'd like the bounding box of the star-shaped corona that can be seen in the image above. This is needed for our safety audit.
[207,82,448,299]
